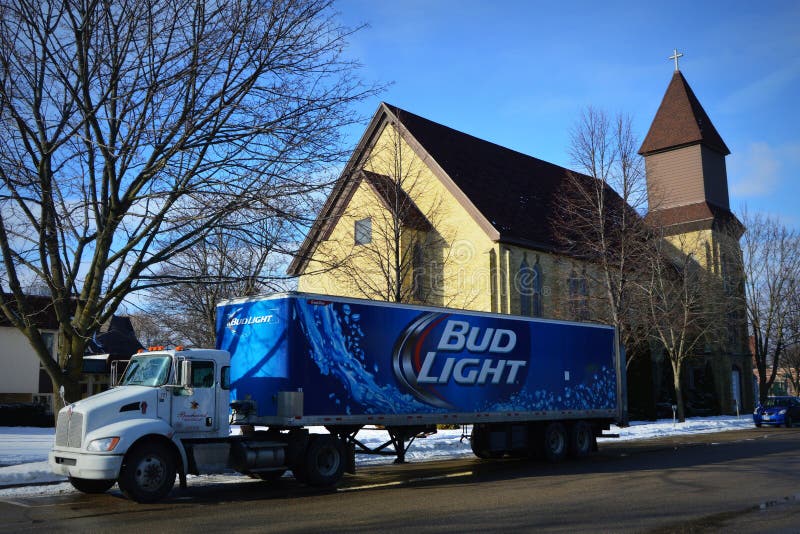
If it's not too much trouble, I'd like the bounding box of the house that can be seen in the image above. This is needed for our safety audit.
[0,294,61,413]
[0,293,143,414]
[288,66,754,417]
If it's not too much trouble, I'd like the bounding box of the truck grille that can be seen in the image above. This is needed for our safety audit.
[55,410,84,448]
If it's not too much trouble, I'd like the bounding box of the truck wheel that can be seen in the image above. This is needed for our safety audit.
[302,435,345,487]
[569,421,593,458]
[543,422,568,462]
[118,442,176,503]
[469,426,491,459]
[68,476,116,494]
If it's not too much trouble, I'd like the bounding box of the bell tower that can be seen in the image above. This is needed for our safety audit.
[639,50,743,264]
[639,51,752,415]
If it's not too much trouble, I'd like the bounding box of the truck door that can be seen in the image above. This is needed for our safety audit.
[172,360,218,433]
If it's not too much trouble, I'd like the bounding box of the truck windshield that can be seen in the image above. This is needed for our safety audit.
[120,355,172,387]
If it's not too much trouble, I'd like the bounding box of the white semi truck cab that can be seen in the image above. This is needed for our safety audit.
[49,347,349,502]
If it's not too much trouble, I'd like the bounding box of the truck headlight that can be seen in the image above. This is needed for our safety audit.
[87,437,120,452]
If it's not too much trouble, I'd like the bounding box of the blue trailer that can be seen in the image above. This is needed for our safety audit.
[217,292,625,464]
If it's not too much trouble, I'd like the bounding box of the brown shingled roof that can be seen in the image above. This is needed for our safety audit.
[385,104,625,250]
[639,71,729,156]
[0,293,62,330]
[360,170,433,231]
[646,201,743,236]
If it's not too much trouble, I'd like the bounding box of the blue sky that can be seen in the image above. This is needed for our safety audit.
[335,0,800,226]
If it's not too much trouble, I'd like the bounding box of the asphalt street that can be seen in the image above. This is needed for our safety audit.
[2,427,799,533]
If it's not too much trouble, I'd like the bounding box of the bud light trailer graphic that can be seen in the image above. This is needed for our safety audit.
[216,293,621,423]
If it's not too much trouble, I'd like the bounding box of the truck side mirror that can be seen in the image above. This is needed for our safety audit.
[180,360,192,388]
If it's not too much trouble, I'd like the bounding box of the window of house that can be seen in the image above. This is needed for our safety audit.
[354,217,372,245]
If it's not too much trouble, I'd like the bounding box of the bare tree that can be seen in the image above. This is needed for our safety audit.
[637,233,730,422]
[557,107,651,367]
[140,216,293,347]
[737,209,800,403]
[779,344,800,396]
[0,0,376,409]
[321,115,452,305]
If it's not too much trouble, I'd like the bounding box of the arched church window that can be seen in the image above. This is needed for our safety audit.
[519,255,533,316]
[568,266,589,320]
[412,241,425,301]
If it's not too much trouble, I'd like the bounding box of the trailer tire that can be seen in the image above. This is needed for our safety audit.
[302,435,345,487]
[469,425,491,459]
[68,476,116,494]
[569,421,593,458]
[118,441,176,503]
[470,425,504,459]
[542,422,568,462]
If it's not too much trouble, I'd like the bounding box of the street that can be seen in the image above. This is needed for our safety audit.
[2,427,799,533]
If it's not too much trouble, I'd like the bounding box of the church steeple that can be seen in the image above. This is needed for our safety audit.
[639,71,729,157]
[640,67,732,215]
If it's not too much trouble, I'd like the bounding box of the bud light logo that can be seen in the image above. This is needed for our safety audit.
[392,313,529,409]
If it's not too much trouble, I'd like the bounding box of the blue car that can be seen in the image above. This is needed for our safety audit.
[753,396,800,427]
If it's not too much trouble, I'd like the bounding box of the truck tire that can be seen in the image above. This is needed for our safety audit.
[569,421,593,458]
[469,425,491,459]
[542,422,568,462]
[118,441,176,503]
[68,476,116,494]
[470,425,504,459]
[301,435,345,487]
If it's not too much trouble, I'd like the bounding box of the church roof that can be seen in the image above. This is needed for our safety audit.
[384,104,621,249]
[638,71,730,156]
[645,201,744,236]
[287,103,628,275]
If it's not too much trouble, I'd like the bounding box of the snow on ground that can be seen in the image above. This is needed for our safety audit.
[0,415,756,499]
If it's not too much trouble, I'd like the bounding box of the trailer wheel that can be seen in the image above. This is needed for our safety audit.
[470,425,503,459]
[118,441,176,503]
[469,425,491,459]
[543,422,568,462]
[302,435,345,487]
[68,476,116,494]
[569,421,593,458]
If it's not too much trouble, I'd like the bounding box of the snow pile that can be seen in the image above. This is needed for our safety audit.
[598,415,755,442]
[0,415,756,497]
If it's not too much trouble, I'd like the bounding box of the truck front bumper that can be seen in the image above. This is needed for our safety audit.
[49,448,123,480]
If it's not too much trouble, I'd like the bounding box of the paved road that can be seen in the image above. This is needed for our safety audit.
[2,427,800,533]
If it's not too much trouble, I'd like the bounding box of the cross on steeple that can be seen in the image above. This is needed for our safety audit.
[669,48,683,72]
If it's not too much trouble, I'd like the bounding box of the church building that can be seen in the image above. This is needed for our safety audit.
[288,61,754,417]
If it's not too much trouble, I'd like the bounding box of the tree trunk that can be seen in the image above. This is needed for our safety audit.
[49,332,89,420]
[673,368,686,423]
